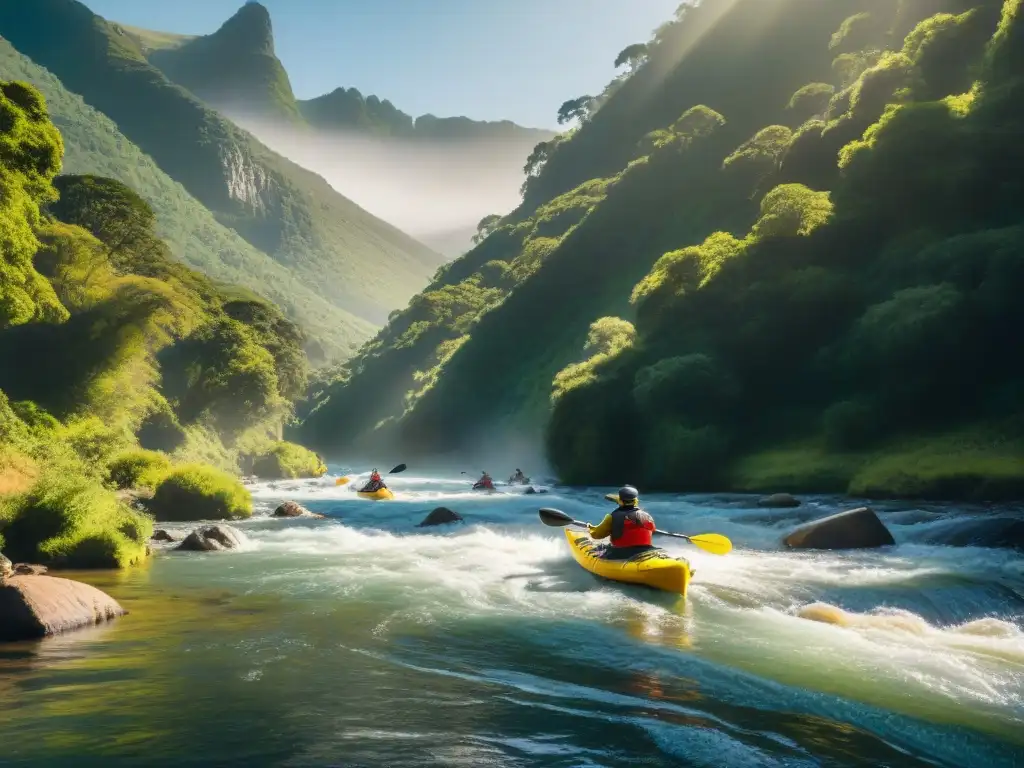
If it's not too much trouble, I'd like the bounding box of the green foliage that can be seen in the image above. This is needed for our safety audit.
[632,354,738,424]
[149,464,252,522]
[830,13,885,53]
[644,422,731,489]
[0,80,67,328]
[751,184,834,239]
[723,125,793,191]
[50,175,160,261]
[821,398,881,450]
[472,214,503,245]
[160,318,283,435]
[557,96,595,125]
[106,449,172,489]
[247,441,325,479]
[786,83,835,123]
[615,43,650,71]
[641,105,727,153]
[1,472,151,567]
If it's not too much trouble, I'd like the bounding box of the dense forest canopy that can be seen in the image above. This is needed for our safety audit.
[298,0,1024,500]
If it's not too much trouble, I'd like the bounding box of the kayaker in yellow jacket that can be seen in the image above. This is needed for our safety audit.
[589,485,657,560]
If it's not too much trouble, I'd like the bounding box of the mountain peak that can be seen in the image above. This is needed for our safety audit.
[215,1,274,55]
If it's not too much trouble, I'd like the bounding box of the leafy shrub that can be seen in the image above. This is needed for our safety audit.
[59,416,131,471]
[1,472,151,568]
[107,449,172,489]
[149,464,252,522]
[248,441,325,479]
[633,354,739,424]
[644,422,731,489]
[786,83,835,123]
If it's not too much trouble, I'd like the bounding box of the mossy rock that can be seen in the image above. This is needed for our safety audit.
[107,450,172,490]
[149,465,253,522]
[248,441,325,480]
[0,474,152,569]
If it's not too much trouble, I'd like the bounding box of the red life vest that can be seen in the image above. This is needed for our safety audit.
[610,506,655,548]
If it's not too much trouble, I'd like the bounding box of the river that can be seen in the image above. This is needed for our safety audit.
[1,472,1022,767]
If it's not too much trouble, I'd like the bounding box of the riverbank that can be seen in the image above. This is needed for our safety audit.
[731,426,1024,501]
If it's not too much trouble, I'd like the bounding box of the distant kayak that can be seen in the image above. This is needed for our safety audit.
[356,487,394,501]
[564,529,691,596]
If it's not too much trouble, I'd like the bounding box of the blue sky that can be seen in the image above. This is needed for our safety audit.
[84,0,679,129]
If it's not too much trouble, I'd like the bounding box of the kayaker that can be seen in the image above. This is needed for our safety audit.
[509,469,528,484]
[474,471,495,490]
[588,485,657,560]
[360,468,386,493]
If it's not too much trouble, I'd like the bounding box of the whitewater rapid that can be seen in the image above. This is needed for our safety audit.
[219,471,1024,759]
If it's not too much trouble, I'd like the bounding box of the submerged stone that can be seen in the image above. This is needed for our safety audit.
[418,507,464,527]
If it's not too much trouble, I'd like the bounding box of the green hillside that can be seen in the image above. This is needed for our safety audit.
[0,38,372,361]
[298,0,1024,500]
[1,82,325,567]
[148,3,302,124]
[0,0,443,342]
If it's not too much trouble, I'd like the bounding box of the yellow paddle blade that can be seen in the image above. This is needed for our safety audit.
[335,476,351,486]
[604,493,620,504]
[687,533,732,556]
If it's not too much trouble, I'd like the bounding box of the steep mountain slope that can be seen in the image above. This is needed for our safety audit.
[298,0,1024,498]
[0,0,442,342]
[148,3,302,124]
[0,38,371,361]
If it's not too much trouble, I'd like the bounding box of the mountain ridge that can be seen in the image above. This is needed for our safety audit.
[0,0,443,348]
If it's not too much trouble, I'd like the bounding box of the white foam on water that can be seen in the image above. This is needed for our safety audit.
[206,476,1024,744]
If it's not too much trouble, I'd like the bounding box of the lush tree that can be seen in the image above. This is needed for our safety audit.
[614,43,649,72]
[472,214,503,244]
[49,175,162,263]
[786,83,835,123]
[556,95,595,125]
[750,184,833,240]
[0,80,67,328]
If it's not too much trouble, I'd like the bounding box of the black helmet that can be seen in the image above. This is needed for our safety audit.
[618,485,639,504]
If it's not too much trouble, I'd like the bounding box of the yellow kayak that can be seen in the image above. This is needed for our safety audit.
[564,529,691,597]
[356,487,395,501]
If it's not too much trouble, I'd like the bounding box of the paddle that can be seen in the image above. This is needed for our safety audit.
[538,508,732,555]
[336,463,408,487]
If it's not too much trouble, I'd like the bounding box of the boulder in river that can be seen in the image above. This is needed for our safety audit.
[418,507,464,527]
[151,530,177,543]
[0,553,12,581]
[758,493,801,508]
[0,574,126,642]
[176,525,247,552]
[783,507,895,550]
[273,501,309,518]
